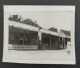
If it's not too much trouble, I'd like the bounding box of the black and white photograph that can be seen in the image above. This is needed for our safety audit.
[3,5,75,64]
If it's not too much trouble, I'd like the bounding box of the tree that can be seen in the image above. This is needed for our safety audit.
[48,27,58,32]
[9,15,21,22]
[60,29,70,36]
[22,19,40,27]
[9,15,40,27]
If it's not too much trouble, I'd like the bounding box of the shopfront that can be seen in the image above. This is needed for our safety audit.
[9,26,38,50]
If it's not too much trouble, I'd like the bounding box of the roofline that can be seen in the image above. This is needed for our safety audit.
[9,20,70,39]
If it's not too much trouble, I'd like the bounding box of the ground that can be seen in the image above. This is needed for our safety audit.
[7,49,73,61]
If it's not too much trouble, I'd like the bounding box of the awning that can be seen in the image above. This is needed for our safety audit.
[9,20,58,36]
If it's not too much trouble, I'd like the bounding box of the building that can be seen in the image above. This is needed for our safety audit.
[8,20,71,50]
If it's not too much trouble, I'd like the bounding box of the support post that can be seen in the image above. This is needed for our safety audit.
[58,37,60,49]
[38,31,42,49]
[64,38,65,48]
[50,37,51,47]
[23,30,25,45]
[62,37,64,49]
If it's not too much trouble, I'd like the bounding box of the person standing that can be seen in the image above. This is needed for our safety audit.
[66,41,71,55]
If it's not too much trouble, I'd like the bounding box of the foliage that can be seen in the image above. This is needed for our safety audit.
[22,19,39,27]
[48,27,58,32]
[60,29,70,36]
[9,15,21,22]
[9,15,40,27]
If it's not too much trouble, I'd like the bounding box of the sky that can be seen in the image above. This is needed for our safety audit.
[4,6,75,32]
[8,11,74,32]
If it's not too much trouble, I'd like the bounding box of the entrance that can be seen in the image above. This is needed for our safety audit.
[41,33,58,50]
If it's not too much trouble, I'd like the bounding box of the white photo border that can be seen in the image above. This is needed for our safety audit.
[3,5,76,64]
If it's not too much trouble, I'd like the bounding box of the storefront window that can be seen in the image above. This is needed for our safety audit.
[9,26,38,45]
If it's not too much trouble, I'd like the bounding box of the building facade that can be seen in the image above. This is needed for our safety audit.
[8,20,71,50]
